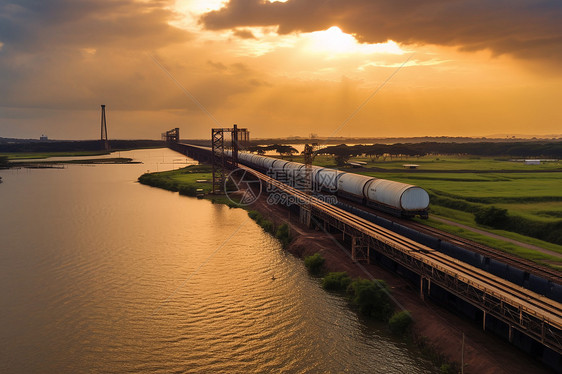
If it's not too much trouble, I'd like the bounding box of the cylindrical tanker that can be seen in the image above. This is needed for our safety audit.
[366,179,429,212]
[221,150,429,217]
[337,173,375,199]
[313,168,341,192]
[271,159,289,170]
[261,156,278,171]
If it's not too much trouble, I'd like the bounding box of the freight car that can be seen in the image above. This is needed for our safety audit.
[235,152,429,218]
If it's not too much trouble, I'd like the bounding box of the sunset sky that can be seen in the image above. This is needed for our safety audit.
[1,0,561,140]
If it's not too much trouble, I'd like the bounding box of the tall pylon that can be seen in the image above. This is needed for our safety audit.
[100,104,109,150]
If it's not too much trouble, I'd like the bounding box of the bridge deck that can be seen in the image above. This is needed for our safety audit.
[240,164,562,354]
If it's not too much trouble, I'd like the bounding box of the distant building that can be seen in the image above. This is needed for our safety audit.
[524,159,541,165]
[403,164,420,169]
[40,134,48,141]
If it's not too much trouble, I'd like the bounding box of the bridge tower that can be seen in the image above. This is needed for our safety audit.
[100,105,109,150]
[164,128,180,143]
[211,124,250,193]
[299,143,318,227]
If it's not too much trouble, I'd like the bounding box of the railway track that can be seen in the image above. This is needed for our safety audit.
[332,195,562,285]
[413,222,562,283]
[244,165,562,331]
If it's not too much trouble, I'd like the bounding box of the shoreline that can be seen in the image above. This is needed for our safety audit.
[138,165,551,374]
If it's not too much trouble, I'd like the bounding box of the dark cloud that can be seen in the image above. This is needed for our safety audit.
[201,0,562,62]
[233,28,256,39]
[0,0,194,112]
[0,0,188,52]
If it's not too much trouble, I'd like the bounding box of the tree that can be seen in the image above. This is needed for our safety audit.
[274,144,298,157]
[347,278,393,321]
[334,153,351,166]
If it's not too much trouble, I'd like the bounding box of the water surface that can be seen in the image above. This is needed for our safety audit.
[0,148,434,373]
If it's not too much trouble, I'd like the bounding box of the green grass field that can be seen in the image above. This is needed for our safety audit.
[137,164,240,206]
[266,153,562,267]
[347,157,562,268]
[361,172,562,219]
[280,154,562,171]
[350,155,562,171]
[139,164,214,193]
[258,154,562,223]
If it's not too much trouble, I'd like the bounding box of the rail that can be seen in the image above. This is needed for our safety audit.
[240,164,562,354]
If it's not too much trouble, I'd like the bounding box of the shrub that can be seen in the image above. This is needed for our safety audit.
[304,253,325,275]
[260,219,274,234]
[474,206,508,227]
[248,210,261,221]
[0,156,8,167]
[275,223,291,247]
[178,185,197,197]
[248,210,275,234]
[322,272,351,291]
[388,310,413,335]
[428,192,482,213]
[347,278,393,321]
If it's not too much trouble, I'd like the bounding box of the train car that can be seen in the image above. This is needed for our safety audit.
[336,173,374,203]
[230,151,429,218]
[313,167,341,192]
[366,179,429,218]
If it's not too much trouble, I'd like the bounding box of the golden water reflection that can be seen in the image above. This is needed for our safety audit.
[0,149,435,373]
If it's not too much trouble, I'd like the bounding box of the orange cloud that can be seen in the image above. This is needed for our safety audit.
[201,0,562,64]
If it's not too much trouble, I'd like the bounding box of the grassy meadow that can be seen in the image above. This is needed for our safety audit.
[350,156,562,267]
[275,153,562,267]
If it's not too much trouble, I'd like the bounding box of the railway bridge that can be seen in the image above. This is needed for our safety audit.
[167,140,562,365]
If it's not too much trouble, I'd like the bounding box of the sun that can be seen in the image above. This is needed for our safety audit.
[305,26,405,56]
[173,0,228,14]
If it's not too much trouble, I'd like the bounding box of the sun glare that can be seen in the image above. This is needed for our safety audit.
[306,26,405,56]
[173,0,228,16]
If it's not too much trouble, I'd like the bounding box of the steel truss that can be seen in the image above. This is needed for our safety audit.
[312,207,562,355]
[211,125,249,194]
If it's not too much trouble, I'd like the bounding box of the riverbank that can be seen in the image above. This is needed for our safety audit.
[138,165,550,373]
[3,157,141,169]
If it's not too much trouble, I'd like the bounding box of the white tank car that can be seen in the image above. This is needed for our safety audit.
[366,179,430,212]
[337,173,374,198]
[313,168,341,192]
[226,151,429,217]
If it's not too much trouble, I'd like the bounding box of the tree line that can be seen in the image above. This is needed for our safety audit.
[319,142,562,158]
[0,140,166,153]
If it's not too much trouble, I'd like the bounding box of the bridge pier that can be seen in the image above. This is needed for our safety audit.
[299,206,312,228]
[351,236,370,263]
[420,277,426,300]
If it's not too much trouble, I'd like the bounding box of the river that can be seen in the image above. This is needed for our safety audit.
[0,148,435,373]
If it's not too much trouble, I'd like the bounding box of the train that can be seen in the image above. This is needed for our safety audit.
[232,151,430,218]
